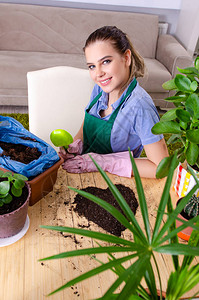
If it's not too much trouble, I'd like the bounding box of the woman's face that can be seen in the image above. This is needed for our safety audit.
[85,40,131,100]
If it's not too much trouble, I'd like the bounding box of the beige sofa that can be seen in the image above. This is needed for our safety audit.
[0,3,193,109]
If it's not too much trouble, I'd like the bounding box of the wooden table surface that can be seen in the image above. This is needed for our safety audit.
[1,167,199,300]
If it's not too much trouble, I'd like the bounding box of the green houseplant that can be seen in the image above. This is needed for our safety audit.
[151,56,199,240]
[40,151,199,299]
[151,55,199,178]
[0,170,31,238]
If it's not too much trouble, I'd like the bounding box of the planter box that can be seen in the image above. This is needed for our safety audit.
[27,156,64,206]
[0,156,64,206]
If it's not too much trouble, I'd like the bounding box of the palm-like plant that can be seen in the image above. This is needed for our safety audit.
[40,150,199,299]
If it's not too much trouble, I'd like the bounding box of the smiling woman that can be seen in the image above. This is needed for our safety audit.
[58,25,169,178]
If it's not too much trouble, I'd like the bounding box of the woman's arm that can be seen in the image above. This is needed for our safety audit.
[134,138,169,178]
[73,121,84,142]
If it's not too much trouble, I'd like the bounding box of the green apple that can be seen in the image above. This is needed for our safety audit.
[50,129,73,148]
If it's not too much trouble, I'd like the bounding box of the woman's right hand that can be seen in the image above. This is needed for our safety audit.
[58,139,83,161]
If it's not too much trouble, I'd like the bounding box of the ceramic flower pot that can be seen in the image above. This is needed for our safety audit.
[0,156,64,206]
[0,182,31,238]
[176,198,194,241]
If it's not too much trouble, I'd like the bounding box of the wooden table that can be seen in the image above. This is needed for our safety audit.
[1,167,199,300]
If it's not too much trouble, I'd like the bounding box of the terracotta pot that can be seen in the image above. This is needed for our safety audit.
[0,156,64,206]
[176,198,193,241]
[144,288,166,298]
[0,182,31,238]
[27,156,64,206]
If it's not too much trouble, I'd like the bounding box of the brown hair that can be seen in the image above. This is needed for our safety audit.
[84,26,145,89]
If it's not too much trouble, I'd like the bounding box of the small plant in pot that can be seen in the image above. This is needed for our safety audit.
[0,170,31,238]
[176,189,199,241]
[40,151,199,299]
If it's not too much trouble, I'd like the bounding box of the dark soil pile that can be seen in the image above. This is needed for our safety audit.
[73,184,138,236]
[0,141,41,164]
[0,180,29,215]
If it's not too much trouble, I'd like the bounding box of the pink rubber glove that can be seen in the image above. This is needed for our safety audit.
[58,139,83,161]
[62,151,133,178]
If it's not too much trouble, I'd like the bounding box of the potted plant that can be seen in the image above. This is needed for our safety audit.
[176,192,199,241]
[151,55,199,180]
[0,115,64,206]
[0,170,31,239]
[39,151,199,299]
[151,55,199,240]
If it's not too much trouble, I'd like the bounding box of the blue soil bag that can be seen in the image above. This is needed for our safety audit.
[0,116,60,178]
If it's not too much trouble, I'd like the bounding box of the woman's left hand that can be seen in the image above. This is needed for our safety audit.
[62,151,132,178]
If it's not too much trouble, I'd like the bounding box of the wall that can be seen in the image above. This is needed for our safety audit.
[175,0,199,56]
[0,0,181,34]
[1,0,198,55]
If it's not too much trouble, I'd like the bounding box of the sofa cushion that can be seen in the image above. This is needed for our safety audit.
[0,4,158,59]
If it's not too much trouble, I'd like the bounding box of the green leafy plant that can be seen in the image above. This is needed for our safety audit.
[40,150,199,299]
[151,56,199,179]
[0,170,28,207]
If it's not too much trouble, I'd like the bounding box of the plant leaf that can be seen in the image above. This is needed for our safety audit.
[190,80,198,91]
[39,245,142,262]
[160,109,177,121]
[13,179,25,189]
[181,221,199,269]
[195,56,199,71]
[151,121,182,134]
[89,155,148,244]
[176,108,190,123]
[162,79,176,90]
[155,243,199,256]
[174,74,192,92]
[186,129,199,144]
[128,149,151,242]
[47,253,139,296]
[13,173,28,181]
[186,142,199,166]
[156,155,178,179]
[0,181,10,195]
[185,93,199,118]
[103,254,150,300]
[177,66,199,75]
[40,225,134,246]
[2,193,12,204]
[152,153,178,242]
[11,185,22,197]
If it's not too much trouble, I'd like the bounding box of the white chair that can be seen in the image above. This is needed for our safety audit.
[27,66,94,150]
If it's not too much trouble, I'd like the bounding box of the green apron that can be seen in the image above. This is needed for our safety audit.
[83,78,137,154]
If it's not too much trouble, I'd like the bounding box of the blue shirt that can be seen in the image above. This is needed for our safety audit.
[85,80,163,157]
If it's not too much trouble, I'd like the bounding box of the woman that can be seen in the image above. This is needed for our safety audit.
[60,26,168,178]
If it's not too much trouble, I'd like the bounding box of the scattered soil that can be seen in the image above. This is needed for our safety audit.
[73,184,138,236]
[0,141,41,164]
[0,179,29,215]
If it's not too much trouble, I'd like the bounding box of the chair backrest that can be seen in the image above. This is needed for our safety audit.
[27,66,94,150]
